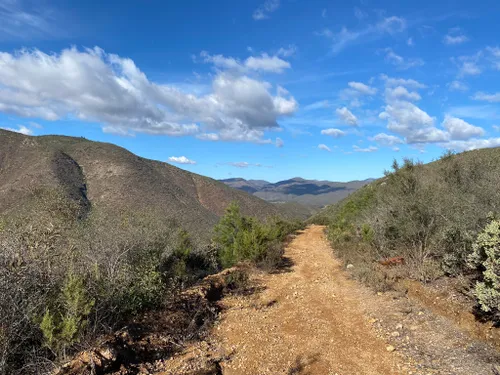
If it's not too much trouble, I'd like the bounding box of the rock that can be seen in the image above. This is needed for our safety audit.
[395,323,403,330]
[346,264,354,269]
[386,345,396,352]
[391,331,400,337]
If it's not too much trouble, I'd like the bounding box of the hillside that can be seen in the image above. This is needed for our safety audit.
[220,177,373,208]
[311,148,500,321]
[0,129,288,242]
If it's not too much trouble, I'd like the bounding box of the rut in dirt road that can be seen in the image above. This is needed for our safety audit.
[214,225,405,375]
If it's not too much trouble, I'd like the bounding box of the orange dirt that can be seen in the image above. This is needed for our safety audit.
[214,225,405,375]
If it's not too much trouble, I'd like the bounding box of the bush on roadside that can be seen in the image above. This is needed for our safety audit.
[213,202,302,270]
[468,216,500,319]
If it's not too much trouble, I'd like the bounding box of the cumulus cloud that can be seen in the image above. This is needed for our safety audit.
[472,92,500,103]
[1,124,33,135]
[443,28,469,45]
[348,81,377,95]
[353,145,378,152]
[385,86,421,101]
[379,101,447,143]
[275,137,284,148]
[319,16,406,53]
[442,138,500,152]
[168,156,197,165]
[200,51,291,74]
[336,107,358,126]
[321,128,346,138]
[442,115,485,140]
[447,80,469,92]
[318,144,331,152]
[253,0,280,20]
[384,48,424,70]
[0,47,297,143]
[453,53,482,77]
[369,133,404,147]
[380,74,427,89]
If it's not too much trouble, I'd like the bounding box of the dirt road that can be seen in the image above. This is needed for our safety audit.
[215,225,404,375]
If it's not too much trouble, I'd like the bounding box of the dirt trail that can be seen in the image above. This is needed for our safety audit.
[214,225,404,375]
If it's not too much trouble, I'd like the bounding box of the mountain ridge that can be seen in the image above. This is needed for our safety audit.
[220,176,374,208]
[0,129,291,242]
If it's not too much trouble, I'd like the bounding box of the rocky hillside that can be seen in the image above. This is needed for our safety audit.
[0,129,287,242]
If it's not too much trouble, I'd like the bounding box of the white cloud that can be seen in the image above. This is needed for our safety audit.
[385,86,421,101]
[384,48,424,70]
[200,51,291,74]
[442,115,485,140]
[353,145,378,152]
[168,156,197,165]
[493,125,500,132]
[319,16,406,53]
[1,124,33,135]
[321,128,346,138]
[369,133,403,147]
[458,61,481,76]
[321,9,327,18]
[380,74,427,89]
[447,80,469,92]
[277,45,297,57]
[318,144,331,152]
[336,107,358,126]
[275,137,284,148]
[222,161,270,168]
[442,138,500,152]
[443,28,469,45]
[379,101,447,144]
[348,81,377,95]
[303,100,330,111]
[253,0,280,20]
[407,37,414,46]
[0,47,298,143]
[472,92,500,103]
[453,53,482,77]
[245,54,291,73]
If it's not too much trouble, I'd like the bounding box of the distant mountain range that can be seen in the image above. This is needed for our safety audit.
[220,177,374,208]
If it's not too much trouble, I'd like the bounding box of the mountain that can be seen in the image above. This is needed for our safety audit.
[220,177,373,208]
[0,129,289,243]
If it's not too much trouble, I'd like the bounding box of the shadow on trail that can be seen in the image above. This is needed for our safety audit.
[287,353,321,375]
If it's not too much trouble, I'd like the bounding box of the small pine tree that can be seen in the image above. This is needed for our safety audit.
[39,272,95,357]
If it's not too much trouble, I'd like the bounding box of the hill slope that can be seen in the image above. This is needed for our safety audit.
[0,129,286,241]
[220,177,373,208]
[311,148,500,320]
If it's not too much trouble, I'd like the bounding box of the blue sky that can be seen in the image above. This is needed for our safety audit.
[1,0,500,182]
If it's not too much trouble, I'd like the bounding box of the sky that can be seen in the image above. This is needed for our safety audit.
[1,0,500,182]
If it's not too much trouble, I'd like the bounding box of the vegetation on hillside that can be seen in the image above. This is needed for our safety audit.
[310,148,500,321]
[0,193,302,374]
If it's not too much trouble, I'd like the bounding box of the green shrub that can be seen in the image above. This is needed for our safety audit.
[213,202,301,269]
[468,217,500,316]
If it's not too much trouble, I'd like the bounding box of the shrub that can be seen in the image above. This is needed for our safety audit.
[468,217,500,317]
[213,202,302,269]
